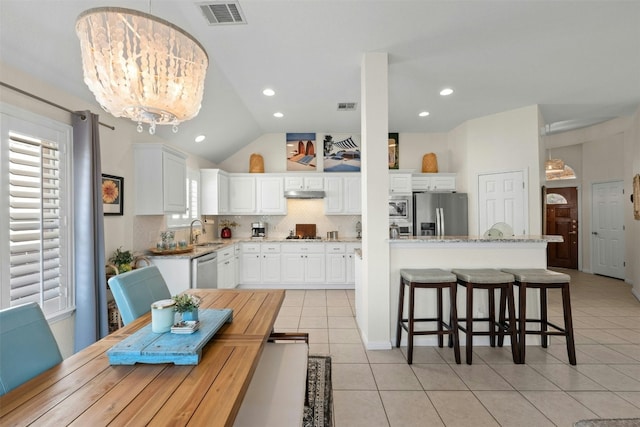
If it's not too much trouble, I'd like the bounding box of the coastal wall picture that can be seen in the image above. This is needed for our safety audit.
[102,174,123,215]
[322,134,361,172]
[286,133,317,171]
[389,133,399,169]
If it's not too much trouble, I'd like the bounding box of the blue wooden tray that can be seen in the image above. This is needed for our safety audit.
[107,308,233,365]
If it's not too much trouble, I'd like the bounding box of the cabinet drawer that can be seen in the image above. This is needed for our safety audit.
[325,243,346,253]
[281,244,325,254]
[240,243,261,253]
[217,247,234,261]
[261,243,281,253]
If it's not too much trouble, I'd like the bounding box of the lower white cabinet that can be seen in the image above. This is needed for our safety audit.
[260,243,281,283]
[281,244,325,285]
[217,244,237,289]
[237,241,359,288]
[240,242,281,284]
[325,243,347,283]
[149,257,191,296]
[240,243,262,284]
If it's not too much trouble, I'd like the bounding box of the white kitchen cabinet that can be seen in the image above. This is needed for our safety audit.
[260,243,281,283]
[240,243,261,284]
[281,244,325,284]
[412,173,456,192]
[346,243,361,285]
[201,169,229,215]
[134,143,187,215]
[217,244,236,289]
[324,174,361,215]
[149,257,191,295]
[284,175,324,191]
[228,174,286,215]
[256,175,286,214]
[325,243,347,284]
[389,173,412,194]
[239,242,281,284]
[229,175,256,214]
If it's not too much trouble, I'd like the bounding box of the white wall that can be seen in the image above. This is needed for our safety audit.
[449,105,543,235]
[546,115,634,279]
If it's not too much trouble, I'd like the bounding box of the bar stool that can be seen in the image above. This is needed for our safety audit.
[396,269,461,364]
[501,268,576,365]
[451,269,519,365]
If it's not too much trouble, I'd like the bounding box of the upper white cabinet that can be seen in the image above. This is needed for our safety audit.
[134,143,187,215]
[257,175,286,214]
[324,174,361,215]
[389,172,412,194]
[412,173,456,192]
[228,174,286,215]
[229,175,256,213]
[284,174,324,191]
[201,169,229,215]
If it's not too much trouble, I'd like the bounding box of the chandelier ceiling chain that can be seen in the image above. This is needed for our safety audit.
[76,7,209,134]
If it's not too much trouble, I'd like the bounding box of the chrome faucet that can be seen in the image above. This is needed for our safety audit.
[189,219,205,245]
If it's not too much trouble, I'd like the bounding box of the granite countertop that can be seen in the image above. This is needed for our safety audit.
[388,235,563,244]
[146,237,363,259]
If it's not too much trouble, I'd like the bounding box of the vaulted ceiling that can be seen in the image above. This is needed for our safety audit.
[1,1,639,163]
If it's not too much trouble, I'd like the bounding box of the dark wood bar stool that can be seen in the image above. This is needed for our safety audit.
[396,269,461,364]
[501,268,576,365]
[451,268,519,365]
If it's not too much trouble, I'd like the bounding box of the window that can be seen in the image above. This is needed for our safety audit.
[166,168,199,228]
[1,105,74,319]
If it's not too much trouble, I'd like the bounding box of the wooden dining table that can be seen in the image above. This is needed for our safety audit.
[0,289,285,427]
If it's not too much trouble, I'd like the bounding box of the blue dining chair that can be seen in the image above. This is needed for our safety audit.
[108,265,172,325]
[0,302,63,396]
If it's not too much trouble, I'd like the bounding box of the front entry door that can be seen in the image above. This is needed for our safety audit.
[545,187,578,269]
[592,181,625,279]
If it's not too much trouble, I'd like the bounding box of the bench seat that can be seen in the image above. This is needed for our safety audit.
[233,342,308,427]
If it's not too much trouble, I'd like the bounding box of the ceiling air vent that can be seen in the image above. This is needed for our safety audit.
[337,102,357,111]
[199,1,247,25]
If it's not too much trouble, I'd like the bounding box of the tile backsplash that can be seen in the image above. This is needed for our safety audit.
[132,199,361,252]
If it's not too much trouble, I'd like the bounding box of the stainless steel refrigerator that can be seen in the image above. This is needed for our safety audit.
[413,192,468,236]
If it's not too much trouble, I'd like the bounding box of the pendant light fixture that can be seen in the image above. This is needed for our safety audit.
[75,7,208,134]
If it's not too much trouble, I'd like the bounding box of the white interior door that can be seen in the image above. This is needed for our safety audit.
[478,170,527,235]
[592,181,625,279]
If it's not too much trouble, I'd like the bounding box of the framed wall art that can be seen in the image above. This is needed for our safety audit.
[388,133,399,169]
[102,174,123,216]
[322,133,361,172]
[286,133,317,171]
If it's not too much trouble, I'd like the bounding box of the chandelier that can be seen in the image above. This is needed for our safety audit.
[76,7,208,134]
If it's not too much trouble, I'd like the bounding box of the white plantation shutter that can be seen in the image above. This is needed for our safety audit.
[167,169,199,228]
[1,107,73,318]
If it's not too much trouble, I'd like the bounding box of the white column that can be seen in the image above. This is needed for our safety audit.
[359,52,391,349]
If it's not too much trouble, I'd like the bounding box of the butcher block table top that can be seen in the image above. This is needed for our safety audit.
[0,289,285,427]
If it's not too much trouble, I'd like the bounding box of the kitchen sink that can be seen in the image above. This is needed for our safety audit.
[194,242,224,248]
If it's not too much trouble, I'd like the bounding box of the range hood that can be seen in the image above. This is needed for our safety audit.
[283,190,326,199]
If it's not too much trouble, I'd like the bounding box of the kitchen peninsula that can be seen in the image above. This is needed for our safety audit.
[357,235,562,347]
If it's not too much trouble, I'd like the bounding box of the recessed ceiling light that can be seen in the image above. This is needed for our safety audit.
[440,88,454,96]
[419,111,430,117]
[195,135,205,142]
[262,88,275,96]
[273,112,284,118]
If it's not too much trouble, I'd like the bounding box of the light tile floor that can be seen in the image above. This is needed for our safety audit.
[274,269,640,426]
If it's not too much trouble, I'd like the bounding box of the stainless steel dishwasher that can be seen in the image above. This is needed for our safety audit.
[191,252,218,288]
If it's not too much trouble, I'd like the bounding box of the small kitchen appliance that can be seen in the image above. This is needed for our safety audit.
[251,222,267,239]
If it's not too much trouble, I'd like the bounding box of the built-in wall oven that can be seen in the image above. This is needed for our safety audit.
[389,195,413,237]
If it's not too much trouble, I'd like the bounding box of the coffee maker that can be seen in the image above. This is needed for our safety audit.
[251,222,267,239]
